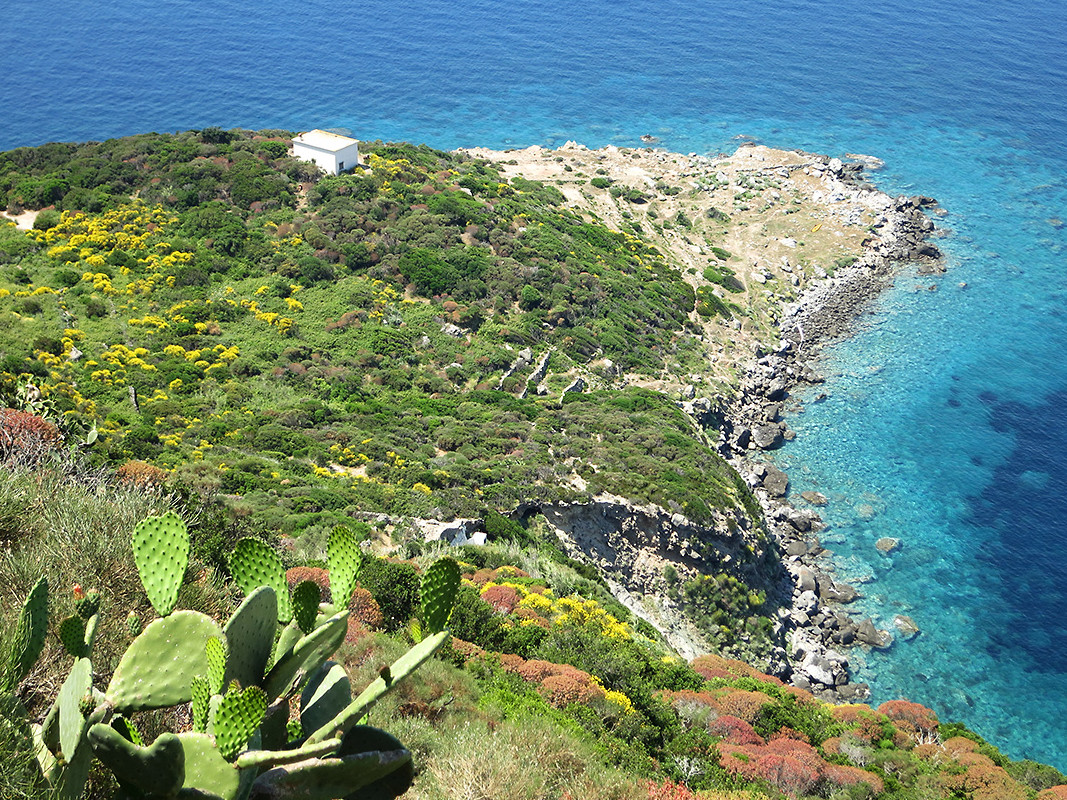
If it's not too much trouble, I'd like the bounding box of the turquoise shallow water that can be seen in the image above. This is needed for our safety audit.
[3,0,1067,769]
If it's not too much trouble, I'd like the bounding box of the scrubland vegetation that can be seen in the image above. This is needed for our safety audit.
[1,130,1065,798]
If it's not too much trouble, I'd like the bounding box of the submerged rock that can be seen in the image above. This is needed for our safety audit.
[800,490,828,506]
[894,614,921,639]
[876,537,901,554]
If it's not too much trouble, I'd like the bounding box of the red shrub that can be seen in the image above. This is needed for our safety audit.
[497,653,526,672]
[492,565,529,580]
[1037,787,1067,799]
[691,653,775,682]
[481,584,521,614]
[448,637,485,662]
[717,689,773,724]
[515,659,562,684]
[831,704,895,746]
[539,672,605,707]
[471,568,495,586]
[708,715,763,745]
[348,587,383,630]
[757,752,820,797]
[940,762,1028,800]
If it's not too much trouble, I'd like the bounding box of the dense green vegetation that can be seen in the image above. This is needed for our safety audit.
[0,129,742,545]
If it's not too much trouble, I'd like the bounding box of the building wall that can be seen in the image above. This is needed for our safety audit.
[292,141,361,176]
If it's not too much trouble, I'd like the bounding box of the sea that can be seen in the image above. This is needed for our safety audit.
[3,0,1066,770]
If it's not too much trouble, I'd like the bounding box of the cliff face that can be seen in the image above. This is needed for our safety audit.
[540,493,790,672]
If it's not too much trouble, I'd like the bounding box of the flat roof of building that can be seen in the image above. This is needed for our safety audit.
[293,129,359,152]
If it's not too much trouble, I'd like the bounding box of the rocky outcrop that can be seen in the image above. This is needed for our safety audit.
[539,493,789,673]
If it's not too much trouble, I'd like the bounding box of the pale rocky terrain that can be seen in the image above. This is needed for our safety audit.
[461,141,892,395]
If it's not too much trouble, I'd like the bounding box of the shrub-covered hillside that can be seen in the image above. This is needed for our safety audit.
[2,468,1064,800]
[0,129,752,542]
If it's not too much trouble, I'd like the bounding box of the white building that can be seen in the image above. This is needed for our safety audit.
[291,130,362,176]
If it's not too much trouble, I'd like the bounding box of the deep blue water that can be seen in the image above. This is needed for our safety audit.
[4,0,1067,770]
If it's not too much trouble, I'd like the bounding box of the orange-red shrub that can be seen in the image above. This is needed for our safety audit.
[646,780,698,800]
[348,587,383,630]
[0,408,61,463]
[821,764,884,795]
[717,689,773,724]
[115,460,168,488]
[1037,787,1067,799]
[877,699,939,742]
[708,715,763,745]
[691,653,780,684]
[286,566,331,601]
[481,584,521,614]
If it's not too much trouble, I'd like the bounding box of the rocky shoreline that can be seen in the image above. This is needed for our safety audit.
[710,155,945,701]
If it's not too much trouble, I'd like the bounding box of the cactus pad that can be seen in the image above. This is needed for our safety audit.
[229,537,292,623]
[74,588,100,620]
[264,611,347,701]
[287,718,304,743]
[214,685,267,761]
[250,746,413,800]
[131,511,190,617]
[339,725,416,799]
[58,657,93,762]
[327,525,362,607]
[421,557,461,634]
[59,615,87,658]
[88,724,185,797]
[3,576,48,692]
[205,636,227,695]
[223,585,278,689]
[106,610,222,712]
[191,675,211,733]
[300,661,351,737]
[176,732,240,800]
[125,610,142,637]
[292,580,321,634]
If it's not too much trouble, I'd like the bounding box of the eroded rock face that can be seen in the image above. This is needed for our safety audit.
[539,493,787,670]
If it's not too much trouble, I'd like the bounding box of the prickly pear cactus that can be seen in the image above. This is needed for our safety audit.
[264,612,347,701]
[223,586,277,690]
[125,610,142,637]
[206,636,227,695]
[2,576,48,693]
[421,557,461,634]
[192,675,211,733]
[88,723,185,797]
[229,537,292,624]
[214,685,267,761]
[58,615,87,659]
[57,657,92,764]
[73,587,100,620]
[327,525,362,607]
[106,610,222,712]
[131,511,190,617]
[292,580,321,634]
[300,662,351,736]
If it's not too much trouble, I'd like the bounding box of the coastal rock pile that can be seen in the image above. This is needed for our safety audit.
[710,159,943,700]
